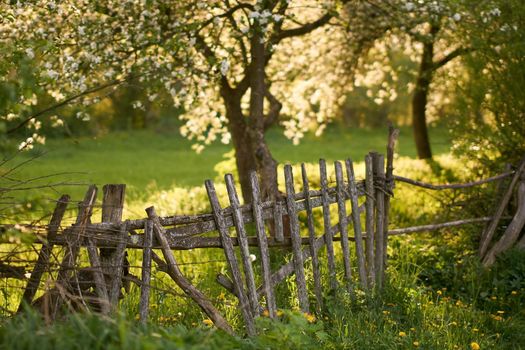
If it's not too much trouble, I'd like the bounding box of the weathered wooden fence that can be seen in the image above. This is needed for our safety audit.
[9,128,525,336]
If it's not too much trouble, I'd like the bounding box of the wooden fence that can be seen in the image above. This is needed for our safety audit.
[10,128,525,336]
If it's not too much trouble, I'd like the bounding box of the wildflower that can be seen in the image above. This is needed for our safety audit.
[511,291,518,296]
[437,290,442,295]
[249,254,256,262]
[453,13,461,21]
[470,342,480,350]
[382,310,390,315]
[399,331,407,337]
[490,296,497,300]
[262,309,270,317]
[473,328,479,332]
[497,310,505,314]
[276,309,283,317]
[413,341,419,347]
[410,327,416,331]
[203,319,213,326]
[304,312,316,323]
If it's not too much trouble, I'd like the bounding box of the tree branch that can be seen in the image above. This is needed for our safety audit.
[273,12,334,43]
[432,47,473,71]
[7,77,130,134]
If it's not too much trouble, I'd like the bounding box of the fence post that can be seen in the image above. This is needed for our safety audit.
[372,153,385,289]
[99,184,127,307]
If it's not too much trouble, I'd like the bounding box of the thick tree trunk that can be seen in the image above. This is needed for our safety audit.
[412,37,435,159]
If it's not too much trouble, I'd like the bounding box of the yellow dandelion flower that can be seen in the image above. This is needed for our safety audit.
[470,341,480,350]
[490,296,497,301]
[437,290,442,295]
[203,319,213,326]
[410,327,416,331]
[383,310,390,315]
[497,310,505,314]
[262,309,270,317]
[304,312,316,323]
[276,310,284,317]
[399,331,407,337]
[473,328,479,332]
[413,341,419,347]
[511,291,518,295]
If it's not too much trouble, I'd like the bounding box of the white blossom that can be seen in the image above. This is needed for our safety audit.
[220,59,230,76]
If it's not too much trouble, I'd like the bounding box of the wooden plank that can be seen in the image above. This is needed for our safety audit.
[372,153,385,288]
[284,165,310,312]
[145,206,233,335]
[99,184,126,305]
[206,180,256,336]
[345,159,368,290]
[17,195,70,312]
[273,201,284,243]
[483,179,525,266]
[383,127,399,277]
[319,159,337,290]
[250,172,277,318]
[225,174,259,317]
[86,237,110,314]
[335,161,353,292]
[108,223,129,306]
[301,164,323,311]
[364,155,376,286]
[139,220,153,323]
[479,157,525,257]
[56,185,97,285]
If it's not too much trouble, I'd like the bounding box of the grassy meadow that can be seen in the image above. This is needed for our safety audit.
[1,126,525,349]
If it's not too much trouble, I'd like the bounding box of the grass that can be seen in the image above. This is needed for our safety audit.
[1,125,524,349]
[8,125,451,200]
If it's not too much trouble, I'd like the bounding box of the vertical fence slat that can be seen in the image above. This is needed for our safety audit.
[301,164,323,312]
[284,165,310,312]
[372,153,385,288]
[364,154,376,287]
[250,172,277,318]
[139,219,153,323]
[334,162,353,293]
[17,195,70,312]
[345,159,368,290]
[145,206,233,335]
[383,127,398,278]
[56,185,97,284]
[108,223,129,306]
[225,174,260,317]
[86,237,110,314]
[273,201,284,243]
[319,159,337,290]
[205,180,256,336]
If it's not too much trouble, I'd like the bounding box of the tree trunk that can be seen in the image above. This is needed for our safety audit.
[412,37,435,159]
[249,31,280,202]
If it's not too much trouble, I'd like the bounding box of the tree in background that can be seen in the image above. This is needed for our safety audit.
[449,0,524,169]
[1,1,355,203]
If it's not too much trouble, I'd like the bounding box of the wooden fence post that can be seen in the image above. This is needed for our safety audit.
[99,184,127,308]
[372,153,385,289]
[284,165,310,312]
[301,164,323,311]
[319,159,338,290]
[17,195,70,312]
[139,219,153,323]
[365,154,376,287]
[335,161,354,294]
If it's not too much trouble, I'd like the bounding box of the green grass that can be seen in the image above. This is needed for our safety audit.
[7,125,451,200]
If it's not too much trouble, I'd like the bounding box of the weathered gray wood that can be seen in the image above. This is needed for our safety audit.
[301,164,323,311]
[394,172,515,190]
[364,155,376,286]
[345,159,368,290]
[206,180,256,336]
[250,172,277,318]
[284,165,310,312]
[483,179,525,266]
[273,201,284,243]
[18,195,70,312]
[108,223,128,306]
[86,237,110,314]
[139,220,153,323]
[479,157,525,257]
[372,153,385,288]
[319,159,337,290]
[56,185,98,284]
[225,174,260,317]
[146,206,233,335]
[335,161,353,292]
[85,181,368,236]
[99,184,126,306]
[383,127,398,276]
